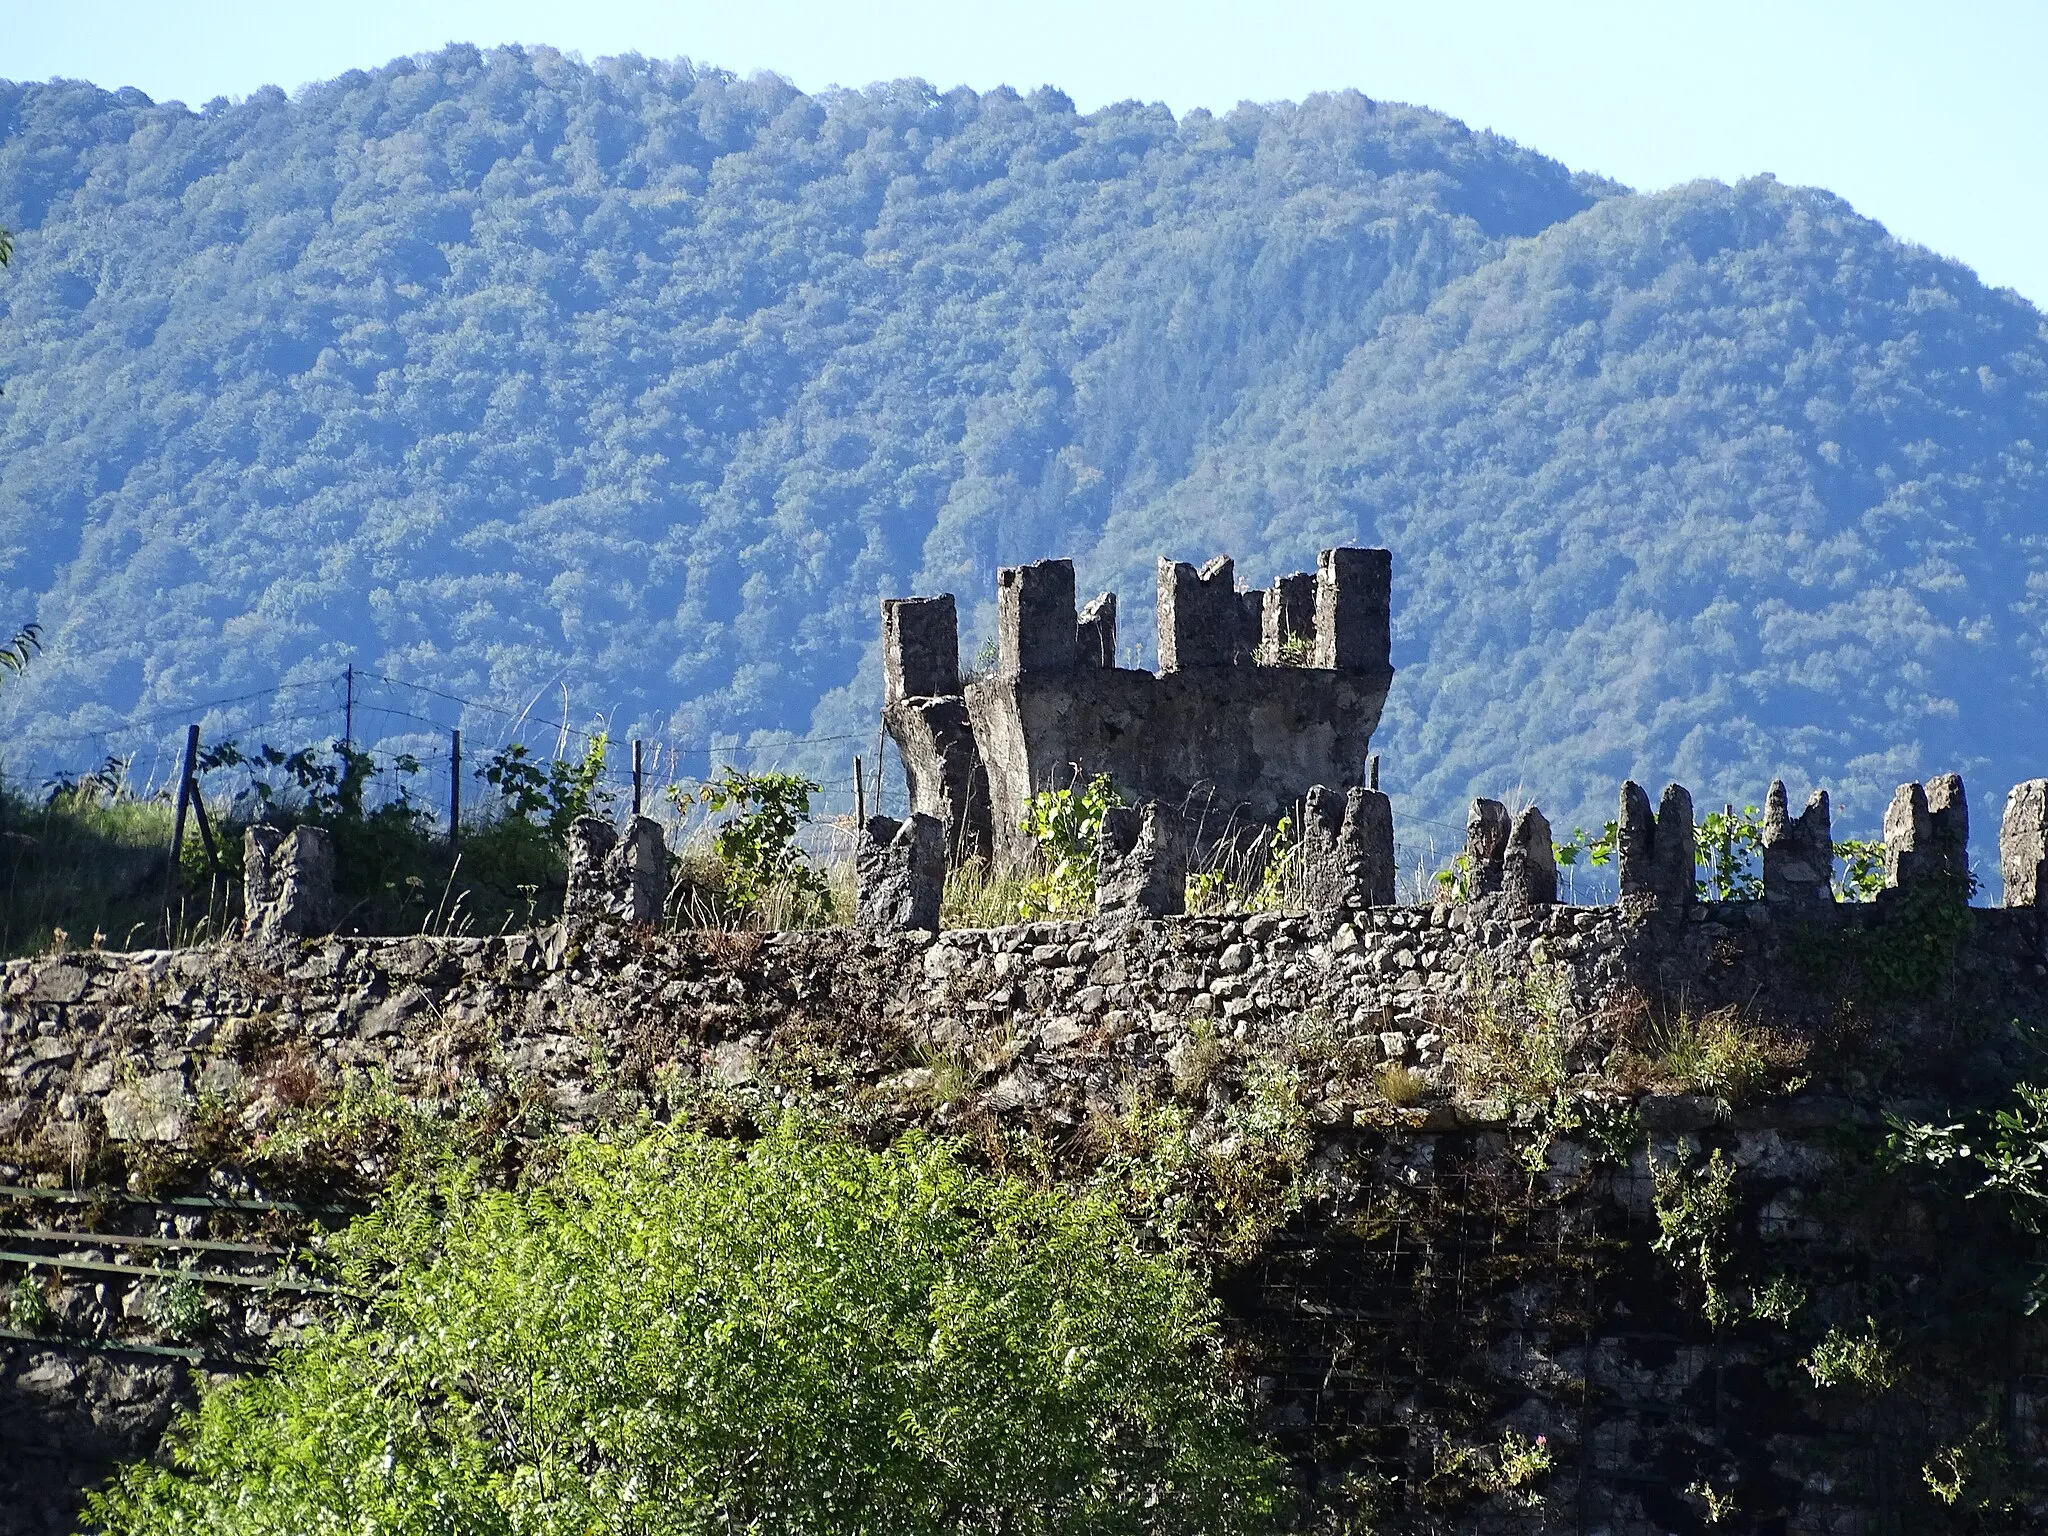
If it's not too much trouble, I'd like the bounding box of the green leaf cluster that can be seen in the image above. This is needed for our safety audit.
[684,765,825,914]
[1017,773,1123,920]
[86,1118,1281,1535]
[479,734,612,843]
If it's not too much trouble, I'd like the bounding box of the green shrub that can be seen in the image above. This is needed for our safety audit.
[1016,773,1122,920]
[680,766,827,919]
[8,1276,51,1332]
[88,1118,1279,1535]
[142,1270,211,1341]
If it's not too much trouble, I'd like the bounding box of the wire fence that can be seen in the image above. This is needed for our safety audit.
[8,667,906,840]
[8,668,1643,899]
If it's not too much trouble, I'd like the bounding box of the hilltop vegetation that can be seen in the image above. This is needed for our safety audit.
[0,45,2043,838]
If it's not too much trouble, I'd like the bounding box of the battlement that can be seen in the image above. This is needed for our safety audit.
[881,549,1396,868]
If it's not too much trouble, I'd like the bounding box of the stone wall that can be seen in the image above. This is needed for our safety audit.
[4,896,2047,1533]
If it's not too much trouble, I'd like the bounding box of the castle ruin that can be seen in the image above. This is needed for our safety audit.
[881,548,1395,877]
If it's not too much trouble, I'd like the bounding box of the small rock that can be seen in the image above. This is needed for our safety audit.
[102,1070,191,1142]
[1041,1018,1090,1050]
[708,1041,759,1085]
[1640,1093,1728,1131]
[987,1071,1033,1111]
[883,1067,935,1097]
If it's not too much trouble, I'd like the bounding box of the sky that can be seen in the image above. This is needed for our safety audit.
[4,0,2045,308]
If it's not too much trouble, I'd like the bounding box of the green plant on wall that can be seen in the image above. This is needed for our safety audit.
[1254,812,1298,909]
[1887,1079,2048,1309]
[1554,820,1617,873]
[1433,850,1473,902]
[480,733,613,843]
[1651,1145,1740,1326]
[1017,772,1123,920]
[1694,804,1764,900]
[1803,1319,1900,1391]
[684,766,826,915]
[1833,838,1885,902]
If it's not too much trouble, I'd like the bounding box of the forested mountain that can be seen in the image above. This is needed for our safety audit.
[1,43,2043,843]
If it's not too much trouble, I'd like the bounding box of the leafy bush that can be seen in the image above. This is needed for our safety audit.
[142,1270,211,1341]
[480,734,614,843]
[1017,774,1123,920]
[87,1119,1279,1535]
[1886,1079,2048,1311]
[8,1275,50,1332]
[1803,1320,1900,1391]
[1694,805,1764,901]
[1651,1145,1739,1326]
[682,766,827,918]
[1833,837,1886,902]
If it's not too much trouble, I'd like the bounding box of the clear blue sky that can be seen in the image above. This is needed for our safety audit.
[6,0,2045,309]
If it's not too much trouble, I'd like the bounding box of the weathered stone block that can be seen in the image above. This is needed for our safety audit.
[997,558,1076,678]
[565,815,670,923]
[612,815,668,924]
[563,816,620,919]
[1503,807,1557,908]
[1312,546,1391,672]
[1299,784,1396,910]
[1234,588,1265,665]
[882,594,960,703]
[1618,781,1694,908]
[102,1070,190,1143]
[1095,801,1188,918]
[857,812,945,931]
[1762,781,1832,904]
[243,824,283,918]
[1076,591,1117,669]
[1261,571,1316,663]
[1884,774,1969,896]
[2001,779,2048,907]
[1929,772,1969,874]
[1465,799,1510,897]
[884,695,993,866]
[1157,556,1238,671]
[244,825,335,937]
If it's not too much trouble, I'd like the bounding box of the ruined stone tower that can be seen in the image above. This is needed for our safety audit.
[882,548,1395,868]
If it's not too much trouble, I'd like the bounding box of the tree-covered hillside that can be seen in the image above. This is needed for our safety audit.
[1,43,2043,842]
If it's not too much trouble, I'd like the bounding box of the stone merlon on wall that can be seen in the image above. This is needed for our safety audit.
[882,548,1395,870]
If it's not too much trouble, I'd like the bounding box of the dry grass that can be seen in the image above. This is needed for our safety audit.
[940,859,1037,930]
[1171,1019,1228,1099]
[1611,1005,1809,1104]
[1441,959,1574,1108]
[1374,1063,1430,1107]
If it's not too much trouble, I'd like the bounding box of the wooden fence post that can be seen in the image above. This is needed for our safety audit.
[162,723,200,922]
[168,724,199,873]
[449,729,462,845]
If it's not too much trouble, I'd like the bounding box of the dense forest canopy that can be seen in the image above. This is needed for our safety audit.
[0,43,2043,843]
